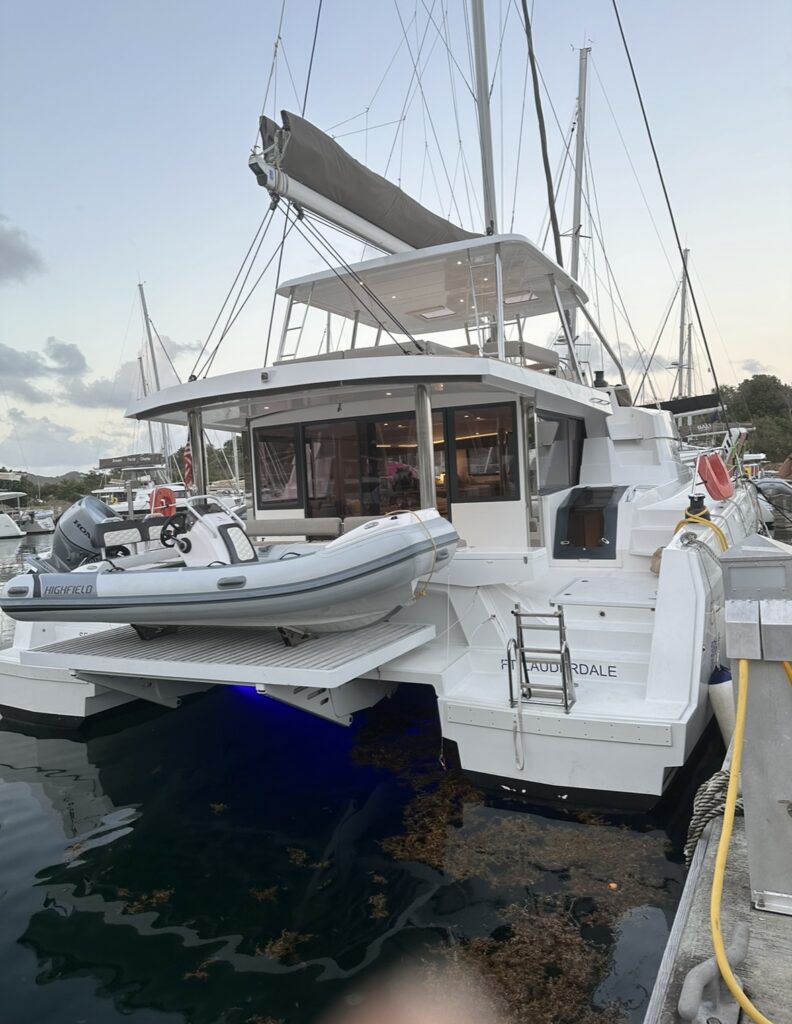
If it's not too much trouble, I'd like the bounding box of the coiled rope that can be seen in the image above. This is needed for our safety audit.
[683,769,742,867]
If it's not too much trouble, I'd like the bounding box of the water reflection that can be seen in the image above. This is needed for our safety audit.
[0,519,751,1024]
[0,678,703,1024]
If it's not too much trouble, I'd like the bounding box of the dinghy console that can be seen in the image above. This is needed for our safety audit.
[167,496,258,567]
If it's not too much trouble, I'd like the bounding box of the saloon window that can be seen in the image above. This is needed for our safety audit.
[360,414,447,517]
[253,425,301,509]
[450,403,518,502]
[304,421,361,518]
[536,414,584,493]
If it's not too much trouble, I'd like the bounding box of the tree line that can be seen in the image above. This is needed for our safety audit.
[719,374,792,462]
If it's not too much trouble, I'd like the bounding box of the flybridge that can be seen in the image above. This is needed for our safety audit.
[249,112,626,387]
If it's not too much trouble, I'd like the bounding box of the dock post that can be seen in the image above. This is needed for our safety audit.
[722,533,792,916]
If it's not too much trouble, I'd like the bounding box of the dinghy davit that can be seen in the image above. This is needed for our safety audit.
[1,497,458,634]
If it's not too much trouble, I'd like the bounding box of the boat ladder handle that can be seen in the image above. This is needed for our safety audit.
[506,608,576,714]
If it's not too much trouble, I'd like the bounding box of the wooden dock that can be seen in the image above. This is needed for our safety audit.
[644,813,792,1023]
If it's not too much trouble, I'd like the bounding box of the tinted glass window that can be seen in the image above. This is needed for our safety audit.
[360,414,447,516]
[451,404,518,501]
[253,426,301,509]
[304,421,361,517]
[536,415,584,493]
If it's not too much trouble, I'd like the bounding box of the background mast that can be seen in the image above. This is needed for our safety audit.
[470,0,505,360]
[567,46,591,346]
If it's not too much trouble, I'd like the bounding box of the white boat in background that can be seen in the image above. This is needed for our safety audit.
[0,512,24,539]
[0,492,55,536]
[0,491,26,538]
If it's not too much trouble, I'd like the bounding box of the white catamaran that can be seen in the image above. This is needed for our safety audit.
[0,4,763,805]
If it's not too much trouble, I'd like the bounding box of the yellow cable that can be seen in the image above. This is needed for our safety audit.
[709,659,775,1024]
[674,512,729,551]
[784,661,792,686]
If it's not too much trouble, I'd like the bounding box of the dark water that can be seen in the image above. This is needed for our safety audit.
[0,533,730,1024]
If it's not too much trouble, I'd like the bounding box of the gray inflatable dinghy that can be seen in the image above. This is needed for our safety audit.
[1,505,458,634]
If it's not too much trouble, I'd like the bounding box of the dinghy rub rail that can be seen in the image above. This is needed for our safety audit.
[2,535,451,613]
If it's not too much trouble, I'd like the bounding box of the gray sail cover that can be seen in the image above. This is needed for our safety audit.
[257,111,481,250]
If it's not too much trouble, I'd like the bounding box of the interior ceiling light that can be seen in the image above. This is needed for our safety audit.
[414,306,455,319]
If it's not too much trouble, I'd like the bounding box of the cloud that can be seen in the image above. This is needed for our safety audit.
[44,336,88,375]
[1,332,200,410]
[0,214,44,285]
[0,341,57,402]
[0,408,118,474]
[741,358,770,375]
[0,336,91,402]
[61,359,140,408]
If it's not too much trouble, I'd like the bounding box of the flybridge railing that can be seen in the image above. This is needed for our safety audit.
[273,292,566,373]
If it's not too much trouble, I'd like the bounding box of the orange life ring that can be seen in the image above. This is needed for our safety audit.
[699,453,734,501]
[149,485,178,517]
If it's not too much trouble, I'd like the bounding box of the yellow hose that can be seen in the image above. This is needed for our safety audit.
[784,662,792,686]
[709,659,775,1024]
[674,512,729,551]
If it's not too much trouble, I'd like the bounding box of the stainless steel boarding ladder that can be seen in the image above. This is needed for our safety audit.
[504,608,576,713]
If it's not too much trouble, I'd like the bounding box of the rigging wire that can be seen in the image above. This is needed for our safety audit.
[508,50,530,232]
[582,133,660,397]
[440,2,478,228]
[589,55,677,282]
[393,0,466,227]
[190,210,274,378]
[634,278,682,403]
[278,41,308,112]
[262,203,293,367]
[519,0,564,266]
[296,212,422,350]
[286,215,413,353]
[148,318,182,384]
[203,213,297,376]
[419,0,475,97]
[301,0,323,116]
[255,0,287,146]
[383,4,438,178]
[610,0,731,428]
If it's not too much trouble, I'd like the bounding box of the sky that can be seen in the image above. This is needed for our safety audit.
[1,0,790,474]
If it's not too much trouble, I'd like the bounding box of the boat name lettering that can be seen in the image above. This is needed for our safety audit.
[526,661,617,678]
[43,583,95,596]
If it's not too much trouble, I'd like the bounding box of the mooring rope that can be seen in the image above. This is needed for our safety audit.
[683,768,743,867]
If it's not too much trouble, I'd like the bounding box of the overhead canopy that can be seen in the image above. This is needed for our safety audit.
[277,234,588,335]
[257,111,480,251]
[0,491,26,501]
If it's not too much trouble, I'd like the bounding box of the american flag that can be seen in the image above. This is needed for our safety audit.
[183,440,194,490]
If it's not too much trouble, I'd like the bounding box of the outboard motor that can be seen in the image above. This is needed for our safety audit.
[49,495,122,571]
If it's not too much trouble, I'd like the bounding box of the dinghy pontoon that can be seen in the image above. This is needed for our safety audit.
[1,498,458,634]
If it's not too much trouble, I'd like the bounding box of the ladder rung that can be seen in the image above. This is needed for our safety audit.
[519,646,562,656]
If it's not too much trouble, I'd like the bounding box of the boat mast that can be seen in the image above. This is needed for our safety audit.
[469,0,506,360]
[567,46,591,344]
[137,356,157,455]
[676,248,690,398]
[138,283,172,480]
